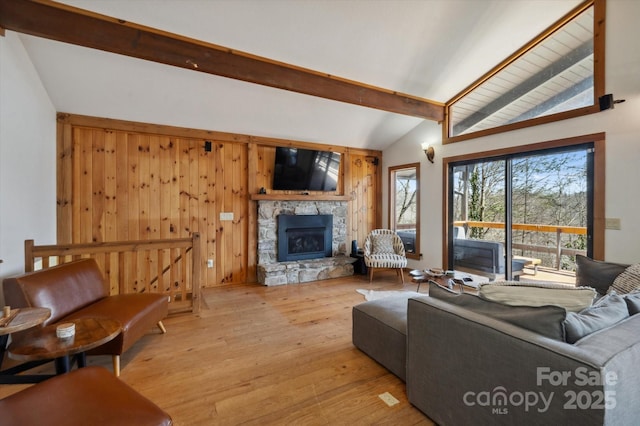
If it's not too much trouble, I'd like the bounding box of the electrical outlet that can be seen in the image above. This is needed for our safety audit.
[207,259,214,268]
[605,218,621,230]
[219,212,234,221]
[378,392,399,407]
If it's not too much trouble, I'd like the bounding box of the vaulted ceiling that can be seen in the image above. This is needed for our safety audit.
[6,0,583,150]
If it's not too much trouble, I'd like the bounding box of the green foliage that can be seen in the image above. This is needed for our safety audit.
[454,150,588,271]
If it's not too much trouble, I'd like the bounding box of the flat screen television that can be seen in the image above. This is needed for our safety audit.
[272,147,341,191]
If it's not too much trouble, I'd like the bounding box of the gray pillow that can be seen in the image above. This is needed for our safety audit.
[564,292,629,343]
[624,291,640,315]
[575,255,629,296]
[429,282,567,341]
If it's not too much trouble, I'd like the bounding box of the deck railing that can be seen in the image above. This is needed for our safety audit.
[453,221,587,270]
[24,233,201,314]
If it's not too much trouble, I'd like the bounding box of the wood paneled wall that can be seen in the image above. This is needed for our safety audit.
[347,155,380,247]
[57,114,381,287]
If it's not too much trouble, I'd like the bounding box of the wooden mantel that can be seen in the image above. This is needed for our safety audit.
[250,194,353,202]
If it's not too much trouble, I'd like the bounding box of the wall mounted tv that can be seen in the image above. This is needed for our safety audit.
[272,147,341,191]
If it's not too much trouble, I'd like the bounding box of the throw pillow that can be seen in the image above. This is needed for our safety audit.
[609,263,640,295]
[371,234,395,254]
[623,290,640,315]
[575,255,629,296]
[429,283,567,341]
[564,292,629,343]
[479,281,596,312]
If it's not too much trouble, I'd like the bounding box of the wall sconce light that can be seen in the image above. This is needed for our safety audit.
[421,143,435,163]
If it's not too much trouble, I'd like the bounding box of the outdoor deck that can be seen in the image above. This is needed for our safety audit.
[516,264,576,285]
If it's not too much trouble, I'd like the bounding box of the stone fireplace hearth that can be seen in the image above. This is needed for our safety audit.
[257,200,355,285]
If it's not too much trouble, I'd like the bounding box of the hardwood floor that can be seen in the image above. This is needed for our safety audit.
[1,271,433,425]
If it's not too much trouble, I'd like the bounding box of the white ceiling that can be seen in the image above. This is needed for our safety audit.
[19,0,582,150]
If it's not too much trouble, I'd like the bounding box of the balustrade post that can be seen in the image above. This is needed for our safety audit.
[191,233,201,314]
[556,229,562,270]
[24,240,35,272]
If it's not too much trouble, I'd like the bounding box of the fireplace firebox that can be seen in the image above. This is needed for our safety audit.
[277,214,333,262]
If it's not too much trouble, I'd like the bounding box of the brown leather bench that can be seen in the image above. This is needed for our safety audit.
[0,365,172,425]
[3,258,168,376]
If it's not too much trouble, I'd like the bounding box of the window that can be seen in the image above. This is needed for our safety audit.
[445,0,604,143]
[444,134,605,282]
[389,163,420,260]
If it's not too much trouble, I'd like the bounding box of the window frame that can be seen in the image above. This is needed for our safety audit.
[443,0,605,144]
[388,163,421,260]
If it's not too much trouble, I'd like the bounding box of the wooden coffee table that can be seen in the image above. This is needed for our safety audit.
[0,307,52,384]
[410,270,489,294]
[0,307,51,336]
[8,318,121,375]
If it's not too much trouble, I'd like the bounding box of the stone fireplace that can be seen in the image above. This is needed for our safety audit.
[257,200,355,285]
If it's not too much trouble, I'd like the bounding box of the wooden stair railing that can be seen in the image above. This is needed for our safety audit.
[24,234,201,314]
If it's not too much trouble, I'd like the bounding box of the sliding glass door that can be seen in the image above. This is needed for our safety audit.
[449,144,592,283]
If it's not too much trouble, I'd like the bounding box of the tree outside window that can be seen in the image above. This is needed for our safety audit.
[389,163,420,259]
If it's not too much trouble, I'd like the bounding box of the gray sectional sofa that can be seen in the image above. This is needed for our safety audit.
[352,256,640,425]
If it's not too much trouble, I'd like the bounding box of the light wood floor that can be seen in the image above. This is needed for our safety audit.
[1,271,433,425]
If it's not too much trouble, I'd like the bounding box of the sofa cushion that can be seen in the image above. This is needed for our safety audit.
[575,255,629,296]
[478,281,596,312]
[564,292,629,343]
[609,263,640,295]
[62,293,168,356]
[429,283,567,341]
[623,290,640,315]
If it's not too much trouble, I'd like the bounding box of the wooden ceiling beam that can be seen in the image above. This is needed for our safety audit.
[0,0,444,121]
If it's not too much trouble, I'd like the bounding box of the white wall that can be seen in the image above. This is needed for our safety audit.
[383,0,640,269]
[0,32,56,288]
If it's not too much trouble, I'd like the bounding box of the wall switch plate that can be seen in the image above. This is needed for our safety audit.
[605,218,621,230]
[207,259,214,268]
[219,212,234,221]
[378,392,399,407]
